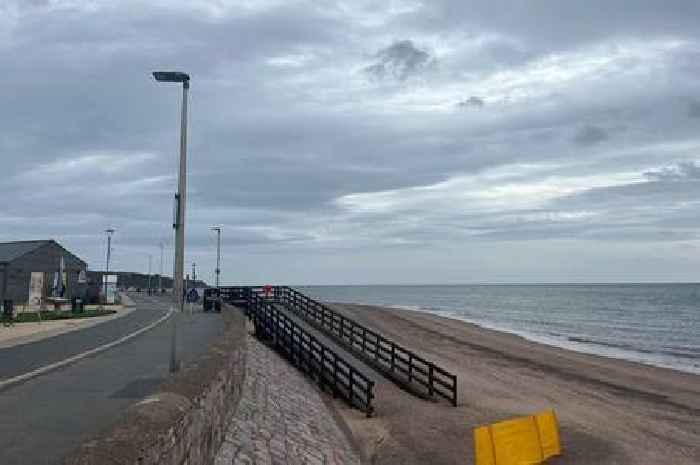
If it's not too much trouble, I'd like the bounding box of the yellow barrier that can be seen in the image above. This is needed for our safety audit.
[474,409,562,465]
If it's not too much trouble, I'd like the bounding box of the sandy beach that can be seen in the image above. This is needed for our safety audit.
[326,302,700,465]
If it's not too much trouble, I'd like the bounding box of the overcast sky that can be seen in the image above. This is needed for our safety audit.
[3,1,700,284]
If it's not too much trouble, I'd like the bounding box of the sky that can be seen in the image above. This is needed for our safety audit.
[2,1,700,284]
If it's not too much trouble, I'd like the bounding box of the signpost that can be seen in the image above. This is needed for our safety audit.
[103,275,117,304]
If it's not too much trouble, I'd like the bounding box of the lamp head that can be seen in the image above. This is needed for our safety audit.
[153,71,190,85]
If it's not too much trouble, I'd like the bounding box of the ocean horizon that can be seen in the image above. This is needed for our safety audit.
[298,283,700,375]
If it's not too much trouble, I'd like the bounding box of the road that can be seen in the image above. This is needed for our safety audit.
[0,293,224,465]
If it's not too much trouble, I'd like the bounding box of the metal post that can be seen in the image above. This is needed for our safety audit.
[159,241,164,292]
[147,254,152,295]
[171,78,189,373]
[212,227,221,291]
[105,234,111,299]
[104,229,114,304]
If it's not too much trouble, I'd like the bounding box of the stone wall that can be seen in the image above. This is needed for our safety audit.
[65,306,248,465]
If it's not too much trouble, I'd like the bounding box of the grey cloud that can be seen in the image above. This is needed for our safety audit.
[572,125,610,146]
[644,161,700,181]
[457,96,485,108]
[421,1,700,52]
[687,100,700,118]
[364,40,434,81]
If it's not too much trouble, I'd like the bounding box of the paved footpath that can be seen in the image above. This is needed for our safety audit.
[0,293,224,465]
[215,334,362,465]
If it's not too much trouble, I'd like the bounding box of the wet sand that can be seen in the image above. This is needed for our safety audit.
[327,302,700,465]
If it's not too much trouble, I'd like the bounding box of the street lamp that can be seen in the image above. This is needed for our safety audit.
[159,241,165,293]
[104,228,115,304]
[211,227,221,292]
[147,254,152,295]
[153,70,190,373]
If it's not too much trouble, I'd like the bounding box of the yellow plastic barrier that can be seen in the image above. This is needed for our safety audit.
[535,409,561,460]
[473,409,561,465]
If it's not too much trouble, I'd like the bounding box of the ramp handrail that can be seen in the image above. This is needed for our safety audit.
[247,290,375,416]
[278,286,457,406]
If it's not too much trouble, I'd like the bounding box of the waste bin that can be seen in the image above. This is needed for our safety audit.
[214,299,222,312]
[71,297,85,313]
[2,300,13,316]
[203,296,213,312]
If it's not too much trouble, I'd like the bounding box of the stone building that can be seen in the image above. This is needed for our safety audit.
[0,240,88,306]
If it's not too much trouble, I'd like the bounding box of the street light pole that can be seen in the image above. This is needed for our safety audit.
[104,229,115,303]
[153,70,190,373]
[211,227,221,292]
[147,254,152,295]
[159,241,164,293]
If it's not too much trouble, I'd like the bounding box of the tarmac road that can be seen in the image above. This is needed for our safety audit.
[0,293,224,465]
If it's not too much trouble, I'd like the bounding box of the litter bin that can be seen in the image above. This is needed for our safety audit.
[2,300,13,325]
[71,297,85,313]
[203,296,213,312]
[214,299,222,312]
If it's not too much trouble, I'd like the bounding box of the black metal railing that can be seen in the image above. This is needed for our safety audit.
[203,286,249,303]
[277,286,458,406]
[247,290,375,416]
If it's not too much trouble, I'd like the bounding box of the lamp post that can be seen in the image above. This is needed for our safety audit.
[104,228,115,304]
[211,227,221,292]
[159,241,164,293]
[147,254,152,295]
[153,70,190,373]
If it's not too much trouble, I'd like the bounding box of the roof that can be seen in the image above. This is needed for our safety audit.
[0,239,87,267]
[0,240,54,263]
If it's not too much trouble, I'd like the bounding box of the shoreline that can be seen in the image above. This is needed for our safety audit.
[326,301,700,465]
[325,298,700,376]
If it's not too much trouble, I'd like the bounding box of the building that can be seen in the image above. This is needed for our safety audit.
[0,240,88,306]
[86,271,207,291]
[87,271,174,290]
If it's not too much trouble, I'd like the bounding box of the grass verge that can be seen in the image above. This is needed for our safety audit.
[13,309,117,323]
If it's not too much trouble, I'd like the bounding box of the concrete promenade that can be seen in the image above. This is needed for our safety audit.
[215,334,362,465]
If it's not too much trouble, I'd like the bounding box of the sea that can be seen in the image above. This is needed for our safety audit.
[298,284,700,375]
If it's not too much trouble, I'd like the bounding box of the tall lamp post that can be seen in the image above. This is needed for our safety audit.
[159,241,164,293]
[153,70,190,373]
[147,254,152,295]
[104,228,115,303]
[211,227,221,293]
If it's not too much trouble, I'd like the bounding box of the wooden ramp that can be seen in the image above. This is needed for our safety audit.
[245,290,376,416]
[214,285,459,413]
[276,286,458,405]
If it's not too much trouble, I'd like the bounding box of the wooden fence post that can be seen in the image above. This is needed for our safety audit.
[428,364,434,397]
